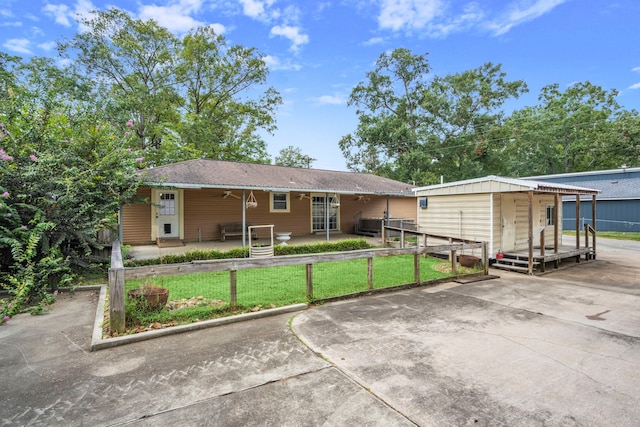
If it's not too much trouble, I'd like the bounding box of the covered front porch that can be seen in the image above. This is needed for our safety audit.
[493,191,599,274]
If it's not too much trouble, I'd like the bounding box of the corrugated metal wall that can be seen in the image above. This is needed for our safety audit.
[562,200,640,232]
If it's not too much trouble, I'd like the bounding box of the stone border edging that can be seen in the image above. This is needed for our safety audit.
[90,285,307,351]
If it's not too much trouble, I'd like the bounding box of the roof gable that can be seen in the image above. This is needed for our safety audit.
[141,159,416,196]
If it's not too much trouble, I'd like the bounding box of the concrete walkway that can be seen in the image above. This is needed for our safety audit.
[1,238,639,426]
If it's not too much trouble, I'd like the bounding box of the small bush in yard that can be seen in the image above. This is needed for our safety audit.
[123,239,374,267]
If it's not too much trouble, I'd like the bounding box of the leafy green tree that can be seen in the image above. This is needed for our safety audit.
[504,82,630,175]
[339,48,432,181]
[61,9,281,166]
[608,110,640,168]
[1,55,143,321]
[275,145,316,168]
[60,8,183,164]
[340,49,527,185]
[178,26,281,162]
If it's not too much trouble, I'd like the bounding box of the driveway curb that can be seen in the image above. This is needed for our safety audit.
[90,286,307,351]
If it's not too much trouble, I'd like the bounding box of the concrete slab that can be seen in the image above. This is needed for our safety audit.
[1,237,639,426]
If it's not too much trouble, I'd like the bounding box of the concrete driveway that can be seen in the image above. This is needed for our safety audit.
[1,238,639,426]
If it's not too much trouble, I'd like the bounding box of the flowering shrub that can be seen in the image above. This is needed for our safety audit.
[0,75,143,321]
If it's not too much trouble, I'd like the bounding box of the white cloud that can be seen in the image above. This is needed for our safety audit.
[262,55,302,71]
[42,3,72,27]
[376,0,564,38]
[208,23,226,35]
[628,82,640,90]
[487,0,567,36]
[42,0,96,32]
[240,0,275,19]
[310,94,347,105]
[138,0,204,33]
[38,41,57,51]
[1,21,22,27]
[3,38,32,54]
[362,36,385,46]
[270,25,309,52]
[378,0,444,31]
[632,66,640,73]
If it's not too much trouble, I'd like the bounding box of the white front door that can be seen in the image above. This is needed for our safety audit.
[157,190,179,238]
[501,194,516,251]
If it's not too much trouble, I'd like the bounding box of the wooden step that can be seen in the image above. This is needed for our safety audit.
[496,257,539,266]
[492,263,531,273]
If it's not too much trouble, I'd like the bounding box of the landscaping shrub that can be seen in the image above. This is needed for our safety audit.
[123,239,374,267]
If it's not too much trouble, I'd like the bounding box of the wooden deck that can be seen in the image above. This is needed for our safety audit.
[494,245,595,274]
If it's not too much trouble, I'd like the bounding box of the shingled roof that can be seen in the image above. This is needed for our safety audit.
[141,159,416,196]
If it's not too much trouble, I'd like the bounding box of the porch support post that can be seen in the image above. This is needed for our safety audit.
[553,193,559,253]
[385,196,390,225]
[242,189,247,248]
[325,192,330,242]
[527,190,534,275]
[592,195,597,260]
[575,194,580,249]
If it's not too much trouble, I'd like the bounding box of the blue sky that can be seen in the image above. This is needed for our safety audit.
[1,0,639,171]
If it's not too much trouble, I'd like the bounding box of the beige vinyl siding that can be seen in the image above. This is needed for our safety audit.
[491,193,502,255]
[418,193,492,243]
[504,193,560,250]
[122,187,152,244]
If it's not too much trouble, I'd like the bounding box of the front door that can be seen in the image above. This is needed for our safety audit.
[311,194,339,232]
[157,190,179,238]
[501,194,516,251]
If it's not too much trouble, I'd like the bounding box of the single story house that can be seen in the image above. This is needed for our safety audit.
[414,176,600,273]
[120,159,416,245]
[527,167,640,232]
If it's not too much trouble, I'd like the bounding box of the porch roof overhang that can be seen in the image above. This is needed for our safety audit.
[140,159,416,197]
[414,175,600,197]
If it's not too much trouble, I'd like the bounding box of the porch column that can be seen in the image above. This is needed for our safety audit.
[242,189,247,248]
[527,190,533,275]
[592,194,597,260]
[325,192,330,242]
[385,196,390,224]
[575,194,580,250]
[553,193,559,253]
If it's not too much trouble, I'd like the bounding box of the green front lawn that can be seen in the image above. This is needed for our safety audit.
[120,255,454,333]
